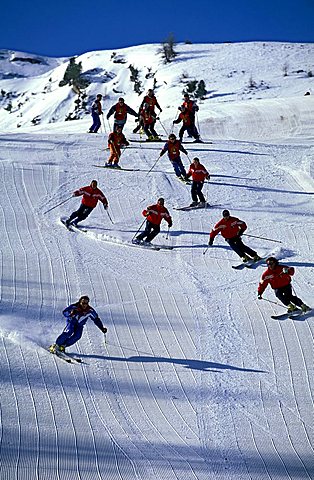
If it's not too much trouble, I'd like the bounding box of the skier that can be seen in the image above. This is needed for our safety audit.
[208,210,261,263]
[181,93,200,138]
[106,126,129,167]
[89,94,103,133]
[106,97,138,131]
[139,103,160,140]
[134,89,162,134]
[64,180,108,227]
[49,295,107,354]
[186,157,210,207]
[257,257,310,313]
[159,134,188,181]
[173,105,201,143]
[133,197,172,245]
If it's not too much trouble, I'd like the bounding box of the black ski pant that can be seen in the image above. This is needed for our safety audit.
[179,124,199,142]
[143,124,158,138]
[69,204,94,225]
[274,284,303,307]
[226,236,257,259]
[137,220,160,242]
[191,181,205,202]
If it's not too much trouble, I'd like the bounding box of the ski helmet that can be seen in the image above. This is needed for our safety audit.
[266,257,278,266]
[222,209,230,217]
[158,197,165,205]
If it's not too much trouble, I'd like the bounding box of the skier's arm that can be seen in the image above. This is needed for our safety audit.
[126,106,138,117]
[90,308,107,333]
[106,106,115,120]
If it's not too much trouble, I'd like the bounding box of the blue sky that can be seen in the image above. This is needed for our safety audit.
[1,0,313,57]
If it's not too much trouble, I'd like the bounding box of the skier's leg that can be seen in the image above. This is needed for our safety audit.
[195,181,205,202]
[137,221,152,241]
[55,320,76,346]
[68,204,85,223]
[227,237,246,258]
[191,182,198,202]
[63,324,84,348]
[146,224,160,242]
[179,126,185,143]
[73,206,93,225]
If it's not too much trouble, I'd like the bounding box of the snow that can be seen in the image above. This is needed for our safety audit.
[0,42,313,479]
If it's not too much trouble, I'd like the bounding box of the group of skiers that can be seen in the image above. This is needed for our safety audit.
[49,90,310,356]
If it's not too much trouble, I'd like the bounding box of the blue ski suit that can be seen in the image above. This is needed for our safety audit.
[56,303,105,348]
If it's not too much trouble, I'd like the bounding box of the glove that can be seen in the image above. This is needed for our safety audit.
[156,117,159,120]
[238,229,244,236]
[73,192,79,197]
[135,118,139,122]
[208,238,214,246]
[102,327,107,334]
[258,294,263,300]
[159,108,162,113]
[103,203,108,210]
[125,141,130,146]
[168,221,173,228]
[282,267,289,274]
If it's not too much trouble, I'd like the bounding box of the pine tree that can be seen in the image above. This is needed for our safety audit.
[195,80,207,99]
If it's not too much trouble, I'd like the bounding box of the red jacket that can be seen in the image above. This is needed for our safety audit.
[210,216,247,241]
[108,131,128,148]
[74,186,108,208]
[258,265,295,295]
[142,203,172,226]
[160,140,187,161]
[140,108,155,125]
[173,111,192,126]
[140,94,161,113]
[187,163,209,182]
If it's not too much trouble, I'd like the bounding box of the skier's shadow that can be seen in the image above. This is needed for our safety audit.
[78,353,266,373]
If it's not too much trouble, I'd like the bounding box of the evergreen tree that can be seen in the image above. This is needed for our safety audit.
[161,33,177,64]
[195,80,207,99]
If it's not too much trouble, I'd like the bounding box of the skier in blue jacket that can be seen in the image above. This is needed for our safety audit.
[49,295,107,353]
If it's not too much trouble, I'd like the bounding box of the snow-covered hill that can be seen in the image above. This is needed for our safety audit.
[0,42,313,132]
[0,42,314,480]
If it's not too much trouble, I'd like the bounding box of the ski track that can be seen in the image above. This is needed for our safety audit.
[0,104,314,480]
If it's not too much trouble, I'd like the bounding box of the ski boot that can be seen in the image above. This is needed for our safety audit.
[242,255,250,263]
[253,255,262,262]
[301,304,310,313]
[287,303,298,313]
[189,201,199,207]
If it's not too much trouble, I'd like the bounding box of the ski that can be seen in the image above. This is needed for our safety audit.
[131,241,174,251]
[60,217,74,231]
[288,308,312,320]
[93,164,140,172]
[271,309,302,320]
[175,177,192,185]
[232,257,266,270]
[174,202,211,211]
[49,349,82,364]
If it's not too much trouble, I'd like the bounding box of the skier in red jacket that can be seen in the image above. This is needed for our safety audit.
[258,257,310,313]
[106,97,138,131]
[173,106,201,143]
[159,134,188,181]
[133,197,172,245]
[208,210,261,262]
[186,157,209,206]
[65,180,108,227]
[106,126,129,167]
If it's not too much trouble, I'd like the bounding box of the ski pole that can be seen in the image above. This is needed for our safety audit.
[132,218,146,242]
[203,244,210,255]
[106,208,114,224]
[242,233,282,244]
[43,196,73,214]
[101,113,107,134]
[157,118,168,137]
[146,154,162,176]
[261,297,286,308]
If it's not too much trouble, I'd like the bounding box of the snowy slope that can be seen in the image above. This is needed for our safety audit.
[0,42,314,480]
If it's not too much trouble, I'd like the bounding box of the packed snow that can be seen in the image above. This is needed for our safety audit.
[0,42,313,479]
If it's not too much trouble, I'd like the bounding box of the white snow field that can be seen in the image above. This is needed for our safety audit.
[0,43,314,479]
